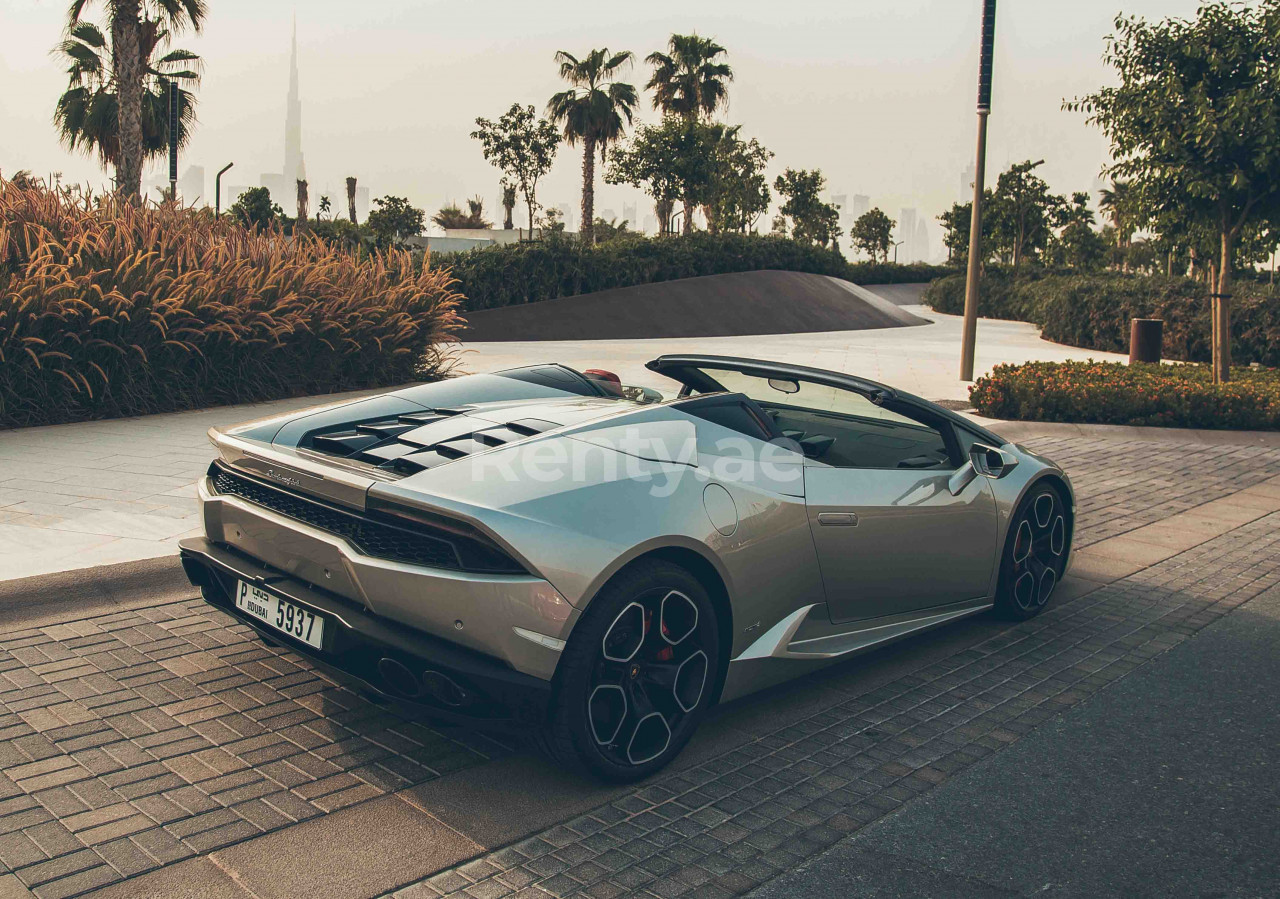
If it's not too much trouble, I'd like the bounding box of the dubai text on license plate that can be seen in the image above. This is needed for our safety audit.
[235,580,324,649]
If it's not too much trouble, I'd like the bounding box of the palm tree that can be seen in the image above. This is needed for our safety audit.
[53,17,200,184]
[345,176,358,223]
[296,179,308,232]
[547,49,638,245]
[1099,180,1134,270]
[645,33,733,123]
[66,0,206,201]
[501,181,516,230]
[645,34,732,232]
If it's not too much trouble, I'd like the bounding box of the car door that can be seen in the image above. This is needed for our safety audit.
[641,354,1000,621]
[798,402,998,624]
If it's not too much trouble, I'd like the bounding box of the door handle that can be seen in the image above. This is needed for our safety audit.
[817,512,858,527]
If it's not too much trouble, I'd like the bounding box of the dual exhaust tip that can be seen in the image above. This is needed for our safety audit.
[376,657,471,707]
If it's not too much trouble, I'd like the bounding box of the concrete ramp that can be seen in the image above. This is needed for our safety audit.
[458,270,928,342]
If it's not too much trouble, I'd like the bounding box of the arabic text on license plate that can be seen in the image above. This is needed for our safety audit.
[235,580,324,649]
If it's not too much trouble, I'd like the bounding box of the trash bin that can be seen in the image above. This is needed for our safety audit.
[1129,318,1163,364]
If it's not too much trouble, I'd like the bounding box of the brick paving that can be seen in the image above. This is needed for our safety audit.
[382,513,1280,899]
[1016,435,1280,547]
[0,435,1278,898]
[0,606,509,898]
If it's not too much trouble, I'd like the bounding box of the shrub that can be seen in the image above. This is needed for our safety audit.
[435,232,952,311]
[0,180,461,428]
[970,360,1280,430]
[924,270,1280,367]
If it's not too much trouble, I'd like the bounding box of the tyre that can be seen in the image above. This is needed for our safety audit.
[994,482,1070,620]
[541,559,720,782]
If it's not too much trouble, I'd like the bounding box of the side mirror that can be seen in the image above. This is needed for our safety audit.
[969,443,1018,479]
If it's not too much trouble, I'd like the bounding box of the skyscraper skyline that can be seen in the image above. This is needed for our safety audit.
[284,18,305,187]
[261,19,305,210]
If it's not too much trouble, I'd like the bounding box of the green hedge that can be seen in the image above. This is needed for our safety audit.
[924,270,1280,367]
[435,232,953,311]
[970,360,1280,430]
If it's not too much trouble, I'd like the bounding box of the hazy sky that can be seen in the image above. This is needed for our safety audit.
[2,0,1205,249]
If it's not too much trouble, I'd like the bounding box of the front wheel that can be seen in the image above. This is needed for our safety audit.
[540,560,720,782]
[994,482,1069,620]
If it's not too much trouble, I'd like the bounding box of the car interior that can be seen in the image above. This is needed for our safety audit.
[673,367,959,471]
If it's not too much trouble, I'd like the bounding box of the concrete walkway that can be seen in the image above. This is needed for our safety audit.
[0,292,1132,583]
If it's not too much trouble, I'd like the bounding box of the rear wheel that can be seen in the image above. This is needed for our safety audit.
[994,482,1069,620]
[541,560,720,782]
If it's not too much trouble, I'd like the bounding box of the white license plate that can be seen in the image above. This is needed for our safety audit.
[235,580,325,649]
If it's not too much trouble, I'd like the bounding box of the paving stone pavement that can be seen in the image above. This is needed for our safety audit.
[382,514,1280,899]
[0,434,1277,898]
[0,608,510,898]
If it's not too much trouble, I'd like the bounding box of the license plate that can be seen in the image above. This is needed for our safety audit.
[235,580,324,649]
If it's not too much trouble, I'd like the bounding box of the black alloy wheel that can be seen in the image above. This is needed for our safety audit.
[541,560,719,782]
[995,482,1069,620]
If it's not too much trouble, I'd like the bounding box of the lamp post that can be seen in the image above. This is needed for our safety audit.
[166,79,179,201]
[215,163,234,218]
[959,0,997,382]
[893,240,905,264]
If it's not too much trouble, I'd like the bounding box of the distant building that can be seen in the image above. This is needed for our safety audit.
[850,194,870,220]
[178,165,204,206]
[600,208,618,225]
[260,20,306,210]
[913,218,930,264]
[554,202,574,232]
[831,193,848,230]
[898,208,919,262]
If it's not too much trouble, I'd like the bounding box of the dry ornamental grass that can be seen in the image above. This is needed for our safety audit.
[0,179,462,428]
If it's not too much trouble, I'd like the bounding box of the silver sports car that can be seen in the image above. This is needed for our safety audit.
[179,356,1073,781]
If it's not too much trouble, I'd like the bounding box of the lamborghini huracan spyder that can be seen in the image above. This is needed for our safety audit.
[179,356,1074,781]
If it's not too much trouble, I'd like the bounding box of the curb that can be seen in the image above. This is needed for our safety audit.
[0,555,194,627]
[965,416,1280,448]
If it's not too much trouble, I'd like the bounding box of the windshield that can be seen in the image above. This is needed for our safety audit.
[688,367,920,428]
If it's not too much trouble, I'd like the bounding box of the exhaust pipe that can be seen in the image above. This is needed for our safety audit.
[376,658,421,698]
[421,669,471,707]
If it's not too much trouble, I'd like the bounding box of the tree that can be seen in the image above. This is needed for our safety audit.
[295,179,308,233]
[67,0,206,201]
[987,160,1067,268]
[345,176,358,223]
[645,33,733,122]
[645,34,734,232]
[432,197,491,230]
[53,18,200,180]
[228,186,282,228]
[500,182,516,229]
[1098,180,1138,265]
[1050,192,1107,270]
[1067,2,1280,381]
[317,195,331,221]
[774,168,842,249]
[472,103,558,237]
[547,49,638,245]
[607,116,719,235]
[704,127,773,233]
[366,195,424,247]
[851,207,896,262]
[592,217,632,243]
[938,195,994,265]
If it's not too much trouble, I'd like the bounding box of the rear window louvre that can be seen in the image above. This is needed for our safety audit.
[301,414,559,475]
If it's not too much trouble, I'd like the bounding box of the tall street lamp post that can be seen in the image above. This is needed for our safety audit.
[167,79,179,201]
[215,163,234,219]
[959,0,997,382]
